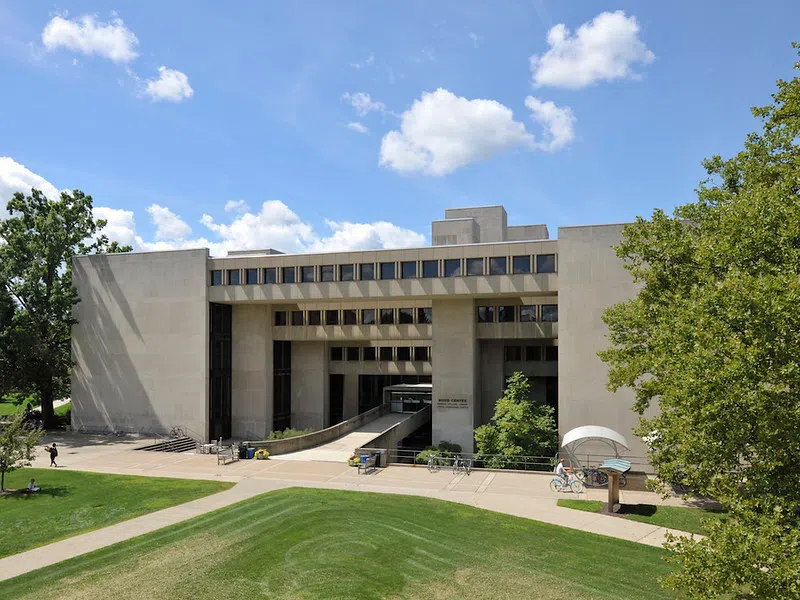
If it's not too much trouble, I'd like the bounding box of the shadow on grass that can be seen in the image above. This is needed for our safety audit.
[1,486,70,500]
[619,504,657,517]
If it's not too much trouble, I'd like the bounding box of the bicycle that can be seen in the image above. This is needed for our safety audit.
[427,453,441,473]
[550,473,585,494]
[452,455,472,475]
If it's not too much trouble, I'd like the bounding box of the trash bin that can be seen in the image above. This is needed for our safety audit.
[375,449,388,467]
[360,454,369,466]
[247,447,256,460]
[238,445,248,459]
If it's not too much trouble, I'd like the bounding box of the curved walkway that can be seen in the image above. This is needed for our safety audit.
[0,433,700,581]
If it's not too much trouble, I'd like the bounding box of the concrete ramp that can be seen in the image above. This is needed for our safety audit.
[277,412,415,462]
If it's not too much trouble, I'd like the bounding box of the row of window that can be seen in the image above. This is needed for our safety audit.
[274,307,433,327]
[210,254,557,286]
[504,345,558,362]
[331,346,431,362]
[477,304,558,323]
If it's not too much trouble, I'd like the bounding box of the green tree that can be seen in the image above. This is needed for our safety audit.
[0,288,17,395]
[0,412,45,491]
[599,45,800,599]
[474,372,558,469]
[0,188,131,428]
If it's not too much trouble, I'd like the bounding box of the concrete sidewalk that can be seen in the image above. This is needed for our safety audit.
[0,432,702,581]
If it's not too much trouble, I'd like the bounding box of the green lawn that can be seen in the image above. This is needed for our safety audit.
[0,398,23,416]
[54,401,71,417]
[558,499,725,535]
[0,469,233,557]
[5,488,676,600]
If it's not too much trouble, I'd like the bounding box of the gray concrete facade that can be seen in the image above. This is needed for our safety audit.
[71,206,646,462]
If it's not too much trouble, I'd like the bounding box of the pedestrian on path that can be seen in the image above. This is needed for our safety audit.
[47,443,58,467]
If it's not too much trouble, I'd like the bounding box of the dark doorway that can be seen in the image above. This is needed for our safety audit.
[273,341,291,431]
[209,304,232,440]
[358,374,432,414]
[329,374,344,425]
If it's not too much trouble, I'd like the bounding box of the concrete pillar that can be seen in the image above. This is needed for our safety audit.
[479,340,504,425]
[291,341,328,430]
[231,305,271,440]
[431,298,477,452]
[343,373,359,420]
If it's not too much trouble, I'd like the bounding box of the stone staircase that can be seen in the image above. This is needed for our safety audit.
[136,436,196,453]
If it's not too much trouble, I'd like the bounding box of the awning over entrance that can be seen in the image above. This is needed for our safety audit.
[560,426,630,470]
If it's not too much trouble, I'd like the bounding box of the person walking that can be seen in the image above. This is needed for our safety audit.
[47,442,58,467]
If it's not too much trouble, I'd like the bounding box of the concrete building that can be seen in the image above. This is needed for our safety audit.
[71,205,644,457]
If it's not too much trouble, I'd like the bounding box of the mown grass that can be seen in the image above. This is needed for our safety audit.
[0,469,233,557]
[558,498,724,535]
[5,488,676,600]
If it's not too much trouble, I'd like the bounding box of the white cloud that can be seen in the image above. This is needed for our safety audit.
[42,15,139,63]
[342,92,386,116]
[0,157,60,219]
[347,122,369,134]
[311,220,425,253]
[530,10,654,89]
[146,204,192,240]
[224,200,250,213]
[93,206,138,247]
[525,96,576,151]
[143,66,194,103]
[468,32,479,48]
[379,88,534,176]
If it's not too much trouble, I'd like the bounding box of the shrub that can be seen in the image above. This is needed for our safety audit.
[414,442,462,464]
[267,427,313,440]
[254,449,269,460]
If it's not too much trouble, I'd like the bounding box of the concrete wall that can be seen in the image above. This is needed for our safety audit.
[444,206,507,243]
[558,225,647,458]
[431,298,477,451]
[506,224,549,241]
[431,218,479,246]
[291,341,328,430]
[479,340,504,425]
[231,304,272,439]
[71,249,209,437]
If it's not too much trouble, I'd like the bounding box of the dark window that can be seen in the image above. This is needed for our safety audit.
[380,262,395,280]
[325,310,339,325]
[301,266,315,283]
[282,267,295,283]
[346,347,360,361]
[477,306,495,323]
[545,346,559,361]
[227,270,240,285]
[504,346,523,361]
[360,263,375,281]
[414,346,429,361]
[512,256,531,274]
[444,259,461,277]
[466,258,484,276]
[321,265,334,282]
[379,346,393,361]
[273,341,292,431]
[264,267,277,284]
[541,304,558,322]
[525,346,541,361]
[291,311,304,326]
[211,270,222,286]
[417,307,432,324]
[489,257,507,275]
[343,309,357,325]
[401,261,417,279]
[363,347,377,361]
[340,264,355,281]
[246,268,259,285]
[519,305,537,322]
[397,346,412,361]
[330,347,343,361]
[398,308,414,324]
[209,304,232,440]
[380,308,394,325]
[498,306,515,322]
[537,254,556,273]
[362,309,376,325]
[308,310,321,325]
[274,311,287,326]
[422,260,438,278]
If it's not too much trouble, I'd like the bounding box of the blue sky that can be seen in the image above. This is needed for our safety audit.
[1,1,798,255]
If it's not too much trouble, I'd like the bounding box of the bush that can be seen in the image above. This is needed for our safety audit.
[267,427,313,441]
[415,441,462,464]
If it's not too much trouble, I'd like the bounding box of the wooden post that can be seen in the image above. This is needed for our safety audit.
[608,473,621,513]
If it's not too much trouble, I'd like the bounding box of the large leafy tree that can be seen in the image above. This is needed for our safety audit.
[0,412,45,491]
[0,188,131,428]
[474,371,558,468]
[600,45,800,599]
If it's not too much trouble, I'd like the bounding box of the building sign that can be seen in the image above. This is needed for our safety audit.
[436,397,468,409]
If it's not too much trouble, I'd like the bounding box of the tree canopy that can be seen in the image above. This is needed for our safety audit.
[0,188,131,427]
[600,45,800,599]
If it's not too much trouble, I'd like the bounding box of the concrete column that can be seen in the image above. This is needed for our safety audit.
[291,341,328,430]
[343,372,359,420]
[431,298,477,452]
[479,340,504,425]
[231,304,270,440]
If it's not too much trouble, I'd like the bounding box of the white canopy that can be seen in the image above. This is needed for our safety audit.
[561,425,630,451]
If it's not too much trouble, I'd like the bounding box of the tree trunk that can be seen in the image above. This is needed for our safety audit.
[40,384,56,429]
[1,470,5,492]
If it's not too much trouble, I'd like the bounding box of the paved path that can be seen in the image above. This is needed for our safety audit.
[278,412,411,462]
[0,433,703,581]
